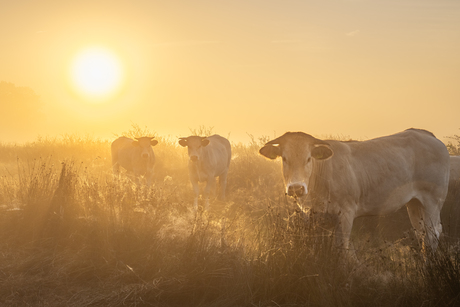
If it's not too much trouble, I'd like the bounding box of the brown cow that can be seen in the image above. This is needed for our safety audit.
[111,136,158,185]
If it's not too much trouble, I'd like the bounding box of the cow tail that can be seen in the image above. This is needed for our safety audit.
[227,142,232,167]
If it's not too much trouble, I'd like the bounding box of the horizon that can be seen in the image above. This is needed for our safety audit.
[1,1,459,145]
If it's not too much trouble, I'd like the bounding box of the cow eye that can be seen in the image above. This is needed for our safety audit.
[282,156,287,163]
[307,157,312,163]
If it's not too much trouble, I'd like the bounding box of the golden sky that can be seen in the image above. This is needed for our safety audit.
[1,0,459,143]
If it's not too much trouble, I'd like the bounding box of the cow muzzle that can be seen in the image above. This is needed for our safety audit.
[287,183,307,198]
[190,155,198,162]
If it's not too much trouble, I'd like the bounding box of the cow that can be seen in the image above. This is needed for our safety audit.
[259,129,450,253]
[111,136,158,185]
[179,134,231,210]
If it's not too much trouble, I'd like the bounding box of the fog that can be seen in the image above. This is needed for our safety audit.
[1,0,460,144]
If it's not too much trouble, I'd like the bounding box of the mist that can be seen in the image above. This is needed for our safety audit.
[1,0,459,144]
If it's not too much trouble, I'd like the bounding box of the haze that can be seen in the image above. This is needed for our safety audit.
[1,0,459,144]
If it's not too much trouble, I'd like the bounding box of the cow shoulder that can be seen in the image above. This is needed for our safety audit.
[112,137,134,151]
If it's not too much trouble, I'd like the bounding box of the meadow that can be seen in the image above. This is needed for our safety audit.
[0,126,459,307]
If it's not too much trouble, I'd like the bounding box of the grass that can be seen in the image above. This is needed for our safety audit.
[0,131,459,306]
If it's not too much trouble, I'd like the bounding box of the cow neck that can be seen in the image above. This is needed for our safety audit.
[138,157,149,168]
[194,146,210,182]
[308,159,330,209]
[193,160,203,181]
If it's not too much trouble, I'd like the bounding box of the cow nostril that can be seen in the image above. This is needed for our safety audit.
[297,186,305,196]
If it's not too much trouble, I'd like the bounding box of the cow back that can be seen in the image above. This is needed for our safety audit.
[199,135,231,177]
[307,129,450,217]
[111,137,155,173]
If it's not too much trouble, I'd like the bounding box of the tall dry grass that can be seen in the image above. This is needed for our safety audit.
[0,130,459,306]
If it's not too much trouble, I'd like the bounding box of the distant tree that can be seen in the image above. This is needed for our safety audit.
[0,81,43,138]
[114,123,157,139]
[446,131,460,155]
[189,125,215,137]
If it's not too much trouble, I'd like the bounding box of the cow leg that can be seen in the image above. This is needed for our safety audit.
[203,179,215,210]
[218,171,228,200]
[145,171,154,187]
[335,211,354,251]
[191,180,200,211]
[421,197,443,252]
[406,198,442,253]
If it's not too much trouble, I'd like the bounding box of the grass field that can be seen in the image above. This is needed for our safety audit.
[0,128,459,306]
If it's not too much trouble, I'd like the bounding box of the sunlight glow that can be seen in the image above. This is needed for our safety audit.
[70,47,123,100]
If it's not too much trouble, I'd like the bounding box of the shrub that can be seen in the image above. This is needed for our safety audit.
[0,132,459,306]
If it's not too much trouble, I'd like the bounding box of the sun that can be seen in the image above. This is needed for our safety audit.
[70,47,124,101]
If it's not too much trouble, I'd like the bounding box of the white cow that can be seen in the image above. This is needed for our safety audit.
[111,136,158,185]
[179,134,231,210]
[259,129,450,252]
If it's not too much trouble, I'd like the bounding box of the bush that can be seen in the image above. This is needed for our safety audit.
[0,133,459,306]
[446,130,460,155]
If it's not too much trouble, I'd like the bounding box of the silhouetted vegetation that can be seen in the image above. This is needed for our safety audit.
[447,130,460,155]
[0,129,459,306]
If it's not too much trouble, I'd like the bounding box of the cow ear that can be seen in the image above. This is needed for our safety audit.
[311,144,333,160]
[132,141,139,147]
[151,140,159,146]
[201,139,210,147]
[179,139,188,147]
[259,144,281,160]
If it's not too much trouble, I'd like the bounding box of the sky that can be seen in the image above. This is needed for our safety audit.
[1,0,459,144]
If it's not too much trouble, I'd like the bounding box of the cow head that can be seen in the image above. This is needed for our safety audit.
[133,137,158,160]
[259,132,333,198]
[179,136,210,162]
